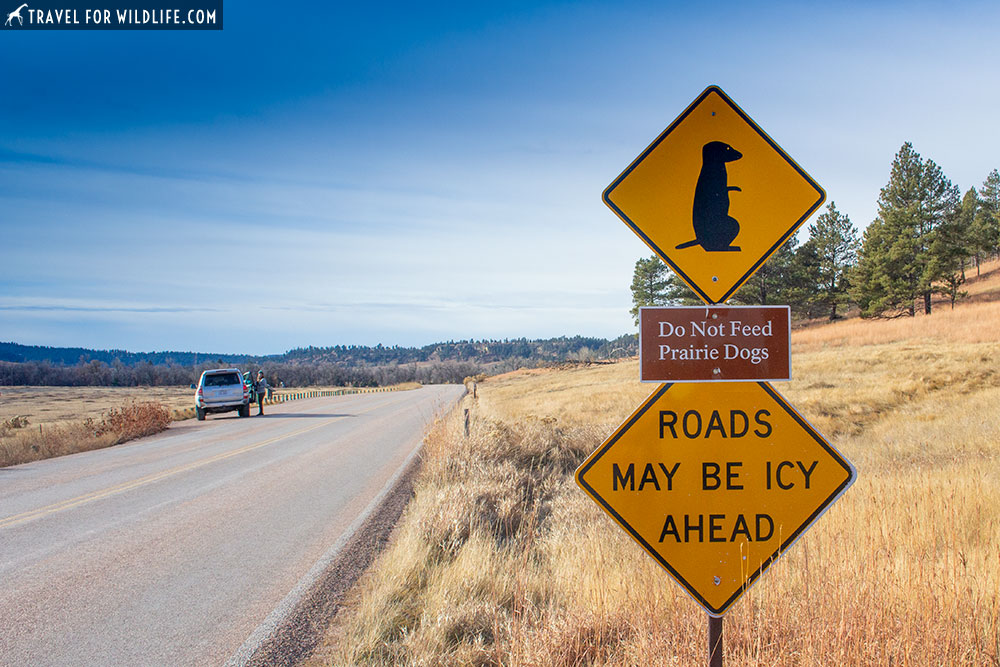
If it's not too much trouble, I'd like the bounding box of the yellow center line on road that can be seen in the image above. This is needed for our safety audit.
[0,412,360,531]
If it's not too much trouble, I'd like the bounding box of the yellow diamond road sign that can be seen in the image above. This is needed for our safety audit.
[604,85,825,304]
[575,381,856,617]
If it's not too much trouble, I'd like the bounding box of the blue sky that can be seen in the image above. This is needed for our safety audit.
[2,1,998,355]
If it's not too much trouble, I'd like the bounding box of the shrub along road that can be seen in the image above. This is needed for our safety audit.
[0,385,464,667]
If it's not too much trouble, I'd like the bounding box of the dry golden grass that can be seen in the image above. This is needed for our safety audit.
[0,386,189,467]
[324,289,1000,664]
[0,385,194,427]
[393,382,424,391]
[0,401,172,467]
[793,300,1000,350]
[0,383,416,431]
[795,257,1000,351]
[0,383,417,467]
[964,258,1000,298]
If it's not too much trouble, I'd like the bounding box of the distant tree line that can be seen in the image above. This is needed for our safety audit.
[280,336,631,365]
[1,336,634,368]
[0,343,266,367]
[631,143,1000,320]
[0,335,640,388]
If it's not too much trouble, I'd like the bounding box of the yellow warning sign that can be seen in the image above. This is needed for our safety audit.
[575,381,855,617]
[604,85,825,304]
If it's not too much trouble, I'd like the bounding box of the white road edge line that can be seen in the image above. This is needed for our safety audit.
[222,416,426,666]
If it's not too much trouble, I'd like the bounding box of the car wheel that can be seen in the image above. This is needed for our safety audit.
[196,407,205,421]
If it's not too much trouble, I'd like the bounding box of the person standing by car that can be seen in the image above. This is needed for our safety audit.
[255,371,269,416]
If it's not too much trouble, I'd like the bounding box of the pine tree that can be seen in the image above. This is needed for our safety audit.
[628,256,664,326]
[801,202,860,320]
[851,219,896,317]
[955,188,979,276]
[851,143,960,317]
[918,159,962,312]
[732,236,810,309]
[629,256,699,325]
[662,271,702,306]
[973,169,1000,267]
[630,256,668,325]
[790,240,824,318]
[927,197,969,309]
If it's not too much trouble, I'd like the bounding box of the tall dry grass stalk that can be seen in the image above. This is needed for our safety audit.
[327,328,1000,665]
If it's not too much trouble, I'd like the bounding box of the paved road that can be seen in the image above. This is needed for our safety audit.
[0,385,464,667]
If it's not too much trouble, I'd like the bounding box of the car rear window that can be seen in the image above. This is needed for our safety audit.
[203,373,242,387]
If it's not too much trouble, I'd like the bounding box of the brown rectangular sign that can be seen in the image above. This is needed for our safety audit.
[640,306,790,382]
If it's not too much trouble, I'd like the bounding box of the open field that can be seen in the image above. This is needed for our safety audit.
[0,384,421,430]
[0,398,174,469]
[0,387,191,468]
[0,385,194,427]
[0,384,419,468]
[0,387,184,467]
[317,283,1000,664]
[793,257,1000,351]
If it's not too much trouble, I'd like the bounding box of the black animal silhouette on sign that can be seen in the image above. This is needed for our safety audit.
[675,141,743,252]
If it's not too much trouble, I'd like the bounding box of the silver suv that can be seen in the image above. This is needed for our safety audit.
[195,369,250,420]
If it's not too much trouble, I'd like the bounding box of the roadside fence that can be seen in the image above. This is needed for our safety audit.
[172,386,400,421]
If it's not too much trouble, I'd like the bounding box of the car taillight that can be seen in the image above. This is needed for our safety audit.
[197,387,203,397]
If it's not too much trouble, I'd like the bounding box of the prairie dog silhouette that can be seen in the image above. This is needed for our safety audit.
[676,141,743,252]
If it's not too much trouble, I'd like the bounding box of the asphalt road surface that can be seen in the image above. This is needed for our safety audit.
[0,385,464,667]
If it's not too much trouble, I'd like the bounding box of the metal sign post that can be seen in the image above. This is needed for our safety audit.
[709,615,723,667]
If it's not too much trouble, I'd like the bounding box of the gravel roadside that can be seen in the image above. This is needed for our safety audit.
[225,440,424,667]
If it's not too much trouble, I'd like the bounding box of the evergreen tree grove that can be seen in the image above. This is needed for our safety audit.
[625,153,997,324]
[732,236,811,310]
[851,142,960,317]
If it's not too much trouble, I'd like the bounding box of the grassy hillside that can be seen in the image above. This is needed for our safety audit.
[312,261,1000,665]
